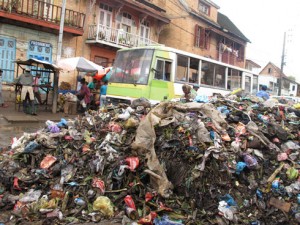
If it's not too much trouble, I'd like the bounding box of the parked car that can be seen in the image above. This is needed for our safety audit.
[270,95,300,105]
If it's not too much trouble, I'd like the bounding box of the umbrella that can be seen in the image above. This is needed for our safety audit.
[57,57,104,74]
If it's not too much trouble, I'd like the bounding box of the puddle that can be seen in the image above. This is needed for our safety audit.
[0,122,44,147]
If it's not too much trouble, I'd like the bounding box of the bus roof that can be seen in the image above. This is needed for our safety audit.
[117,45,259,75]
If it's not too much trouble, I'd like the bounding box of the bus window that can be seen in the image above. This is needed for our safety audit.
[110,49,154,84]
[214,65,226,88]
[176,55,188,82]
[188,57,200,84]
[155,59,171,81]
[201,61,213,86]
[228,69,242,90]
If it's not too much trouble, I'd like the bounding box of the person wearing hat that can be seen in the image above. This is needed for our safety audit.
[191,84,200,96]
[0,69,8,108]
[256,85,270,100]
[15,68,37,115]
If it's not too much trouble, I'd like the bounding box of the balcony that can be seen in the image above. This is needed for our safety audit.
[87,24,158,49]
[0,0,85,36]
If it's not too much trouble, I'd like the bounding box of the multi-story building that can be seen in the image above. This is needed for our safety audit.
[154,0,250,69]
[86,0,170,68]
[0,0,86,84]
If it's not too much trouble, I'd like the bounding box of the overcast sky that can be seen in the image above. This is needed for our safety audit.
[212,0,300,82]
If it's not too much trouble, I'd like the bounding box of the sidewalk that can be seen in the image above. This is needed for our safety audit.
[0,100,76,123]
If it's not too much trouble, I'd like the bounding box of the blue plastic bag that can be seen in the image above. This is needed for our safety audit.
[236,162,247,174]
[154,216,183,225]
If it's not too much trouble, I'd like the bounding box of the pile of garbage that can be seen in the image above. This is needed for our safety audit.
[0,95,300,224]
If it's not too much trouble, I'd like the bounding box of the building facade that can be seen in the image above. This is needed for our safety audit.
[1,0,250,89]
[154,0,250,69]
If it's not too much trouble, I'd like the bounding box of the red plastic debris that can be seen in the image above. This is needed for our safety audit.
[13,177,21,190]
[124,195,136,210]
[125,157,139,171]
[92,178,105,194]
[138,212,157,224]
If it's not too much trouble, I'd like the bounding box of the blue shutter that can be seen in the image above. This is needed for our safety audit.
[0,37,16,83]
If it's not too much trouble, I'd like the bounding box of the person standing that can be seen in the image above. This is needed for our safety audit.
[15,68,37,115]
[256,85,270,100]
[0,69,8,108]
[76,78,91,113]
[33,73,43,104]
[99,81,108,108]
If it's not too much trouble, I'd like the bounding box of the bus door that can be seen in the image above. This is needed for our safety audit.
[149,58,174,101]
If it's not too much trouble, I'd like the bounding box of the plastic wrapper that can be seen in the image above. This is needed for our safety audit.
[40,155,57,169]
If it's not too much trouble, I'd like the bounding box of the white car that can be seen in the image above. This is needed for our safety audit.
[270,96,300,105]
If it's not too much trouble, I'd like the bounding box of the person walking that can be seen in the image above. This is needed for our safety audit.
[0,69,8,108]
[15,68,37,115]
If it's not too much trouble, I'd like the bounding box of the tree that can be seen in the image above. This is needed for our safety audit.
[288,76,296,81]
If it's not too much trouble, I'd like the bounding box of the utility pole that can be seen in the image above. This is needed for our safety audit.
[278,31,286,96]
[52,0,66,113]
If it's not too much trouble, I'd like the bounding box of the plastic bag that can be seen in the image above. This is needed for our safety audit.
[93,196,114,217]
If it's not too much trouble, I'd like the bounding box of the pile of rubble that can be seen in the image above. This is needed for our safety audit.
[0,95,300,225]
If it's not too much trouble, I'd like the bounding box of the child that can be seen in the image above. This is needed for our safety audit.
[99,81,108,108]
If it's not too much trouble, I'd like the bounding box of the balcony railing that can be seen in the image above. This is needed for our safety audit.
[87,24,158,48]
[0,0,85,29]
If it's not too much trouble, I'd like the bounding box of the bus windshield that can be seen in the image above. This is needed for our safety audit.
[110,49,154,85]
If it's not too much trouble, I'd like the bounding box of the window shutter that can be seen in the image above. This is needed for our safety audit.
[199,26,205,48]
[194,25,200,47]
[239,46,245,61]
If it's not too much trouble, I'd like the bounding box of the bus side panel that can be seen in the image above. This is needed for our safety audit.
[149,80,175,101]
[107,83,150,99]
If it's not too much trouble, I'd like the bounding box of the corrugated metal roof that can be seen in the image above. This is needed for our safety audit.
[217,12,250,43]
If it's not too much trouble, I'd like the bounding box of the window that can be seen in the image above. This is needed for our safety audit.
[155,59,171,81]
[253,75,258,93]
[94,56,108,67]
[292,85,295,91]
[199,1,210,15]
[214,65,226,88]
[140,20,150,45]
[99,3,112,27]
[194,25,209,49]
[201,61,226,88]
[188,58,200,84]
[176,55,188,82]
[201,61,213,86]
[268,68,272,74]
[110,49,154,84]
[227,69,242,90]
[244,76,251,93]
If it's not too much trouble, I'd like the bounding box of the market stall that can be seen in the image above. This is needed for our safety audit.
[14,58,60,112]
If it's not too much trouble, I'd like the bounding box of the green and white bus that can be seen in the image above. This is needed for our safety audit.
[107,45,259,104]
